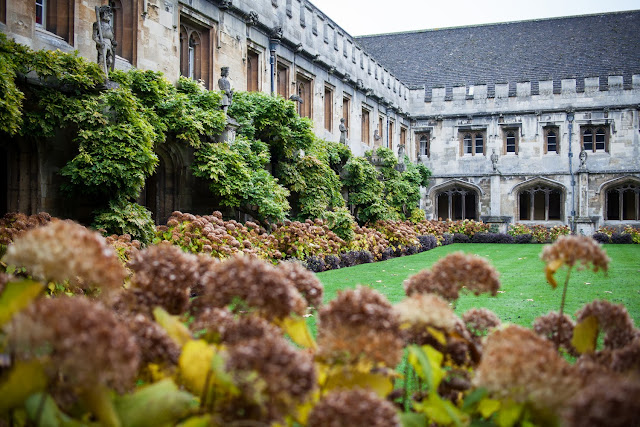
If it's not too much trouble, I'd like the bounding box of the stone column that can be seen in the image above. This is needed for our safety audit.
[575,169,595,235]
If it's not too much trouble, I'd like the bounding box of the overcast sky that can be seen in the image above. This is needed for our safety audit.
[309,0,639,36]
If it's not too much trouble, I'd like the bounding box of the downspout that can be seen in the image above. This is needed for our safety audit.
[269,40,277,95]
[567,111,575,233]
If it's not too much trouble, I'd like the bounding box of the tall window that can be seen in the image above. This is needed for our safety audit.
[111,0,135,64]
[545,127,559,154]
[276,63,289,98]
[389,120,394,150]
[324,86,333,131]
[504,129,518,154]
[400,127,407,148]
[436,186,478,220]
[247,50,260,92]
[606,182,640,220]
[36,0,74,43]
[296,74,312,118]
[519,185,563,221]
[417,133,430,158]
[0,0,5,23]
[461,131,486,156]
[361,109,370,144]
[342,97,350,138]
[581,126,608,153]
[180,21,211,88]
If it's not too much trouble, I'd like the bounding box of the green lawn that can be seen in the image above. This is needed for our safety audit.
[314,243,640,330]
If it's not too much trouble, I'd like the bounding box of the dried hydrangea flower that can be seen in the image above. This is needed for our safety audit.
[462,307,501,339]
[541,235,609,288]
[127,242,200,315]
[225,334,316,423]
[190,308,280,345]
[307,389,400,427]
[124,313,180,366]
[575,300,636,350]
[395,293,459,344]
[429,252,500,298]
[403,269,459,301]
[473,325,582,415]
[317,285,403,367]
[191,253,219,296]
[533,311,577,356]
[277,260,324,308]
[2,220,126,296]
[6,296,140,393]
[562,375,640,427]
[192,255,306,321]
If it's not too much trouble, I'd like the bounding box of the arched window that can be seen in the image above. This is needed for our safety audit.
[581,125,609,153]
[463,134,472,154]
[518,185,563,221]
[460,131,486,156]
[545,128,558,154]
[110,0,134,64]
[436,185,478,220]
[179,20,212,88]
[605,182,640,220]
[505,130,518,154]
[418,134,429,158]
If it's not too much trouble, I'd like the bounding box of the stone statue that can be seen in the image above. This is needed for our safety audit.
[579,149,587,169]
[491,148,499,171]
[218,67,234,113]
[398,144,405,164]
[339,118,347,144]
[92,6,117,77]
[373,129,382,142]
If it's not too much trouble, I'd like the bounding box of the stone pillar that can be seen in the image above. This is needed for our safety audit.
[575,170,595,235]
[490,174,500,216]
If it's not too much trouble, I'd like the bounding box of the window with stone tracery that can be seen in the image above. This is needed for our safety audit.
[518,185,563,221]
[417,133,430,158]
[581,125,609,153]
[605,182,640,221]
[544,127,559,154]
[436,186,478,220]
[180,20,212,88]
[36,0,74,43]
[460,131,486,156]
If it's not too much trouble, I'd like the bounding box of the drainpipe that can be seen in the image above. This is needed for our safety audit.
[269,40,277,95]
[567,111,576,233]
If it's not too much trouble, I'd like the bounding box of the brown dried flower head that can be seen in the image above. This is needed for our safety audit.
[533,311,577,355]
[317,285,403,367]
[562,375,640,427]
[191,253,219,296]
[127,242,200,315]
[541,235,609,288]
[225,334,316,423]
[575,300,637,350]
[395,293,460,346]
[473,325,583,414]
[404,269,459,301]
[124,313,180,366]
[462,307,501,339]
[307,389,400,427]
[190,308,281,345]
[6,296,140,392]
[277,260,324,308]
[192,255,306,321]
[2,220,127,295]
[429,252,501,298]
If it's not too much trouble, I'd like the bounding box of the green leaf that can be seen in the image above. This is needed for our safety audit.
[408,345,445,393]
[0,279,44,327]
[462,387,488,411]
[495,400,524,427]
[114,379,197,427]
[572,315,599,354]
[400,412,428,427]
[24,393,87,427]
[477,398,501,419]
[0,360,48,414]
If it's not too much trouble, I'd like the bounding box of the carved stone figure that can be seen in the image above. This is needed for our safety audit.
[339,118,347,144]
[579,150,588,169]
[374,129,382,141]
[398,144,405,164]
[491,148,499,171]
[92,6,117,77]
[218,67,234,113]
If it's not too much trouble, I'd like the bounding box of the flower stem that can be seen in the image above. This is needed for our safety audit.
[556,266,573,347]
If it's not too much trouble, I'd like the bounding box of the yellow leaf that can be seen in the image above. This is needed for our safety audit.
[572,315,599,354]
[178,340,215,396]
[544,259,564,289]
[0,360,48,414]
[408,345,445,392]
[153,307,192,348]
[81,384,121,427]
[177,415,211,427]
[0,279,43,327]
[114,379,196,427]
[323,367,394,398]
[478,397,501,418]
[496,400,524,427]
[415,394,467,427]
[280,316,317,349]
[426,326,447,346]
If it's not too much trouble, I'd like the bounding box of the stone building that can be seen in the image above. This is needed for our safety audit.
[1,1,639,233]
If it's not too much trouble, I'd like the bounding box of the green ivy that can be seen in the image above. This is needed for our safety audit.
[92,199,155,244]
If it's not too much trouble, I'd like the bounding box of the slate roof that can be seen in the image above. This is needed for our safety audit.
[356,11,640,100]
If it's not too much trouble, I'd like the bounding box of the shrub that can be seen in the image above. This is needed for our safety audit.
[305,256,326,273]
[381,247,395,260]
[550,225,570,241]
[325,255,341,270]
[471,233,515,244]
[453,233,470,243]
[441,233,454,246]
[514,234,532,244]
[446,219,490,237]
[596,226,618,237]
[417,234,438,252]
[592,232,611,244]
[531,225,551,243]
[356,250,375,264]
[92,200,155,245]
[508,223,532,237]
[611,232,633,244]
[623,225,640,244]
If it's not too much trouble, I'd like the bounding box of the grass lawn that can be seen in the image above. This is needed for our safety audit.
[313,243,640,332]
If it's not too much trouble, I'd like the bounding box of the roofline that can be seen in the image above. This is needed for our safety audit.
[354,9,640,38]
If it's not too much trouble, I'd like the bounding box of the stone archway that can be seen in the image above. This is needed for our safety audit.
[141,144,184,225]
